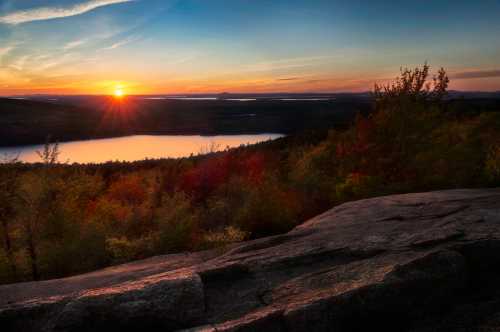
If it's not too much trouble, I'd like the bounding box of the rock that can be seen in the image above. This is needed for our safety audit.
[1,188,500,331]
[47,270,205,331]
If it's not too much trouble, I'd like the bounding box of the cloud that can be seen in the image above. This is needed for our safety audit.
[452,69,500,80]
[0,46,14,59]
[246,56,332,72]
[0,0,134,25]
[63,39,87,50]
[102,35,141,50]
[277,77,301,81]
[9,55,30,71]
[305,79,328,84]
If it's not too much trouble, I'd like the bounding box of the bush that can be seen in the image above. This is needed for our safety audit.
[486,145,500,183]
[335,173,382,202]
[0,249,11,283]
[201,226,248,250]
[107,175,147,205]
[154,192,200,252]
[234,176,299,237]
[105,236,151,263]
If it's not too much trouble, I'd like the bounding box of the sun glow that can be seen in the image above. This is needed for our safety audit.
[114,87,124,98]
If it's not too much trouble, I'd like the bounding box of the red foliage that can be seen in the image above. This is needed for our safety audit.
[180,156,231,201]
[354,115,374,152]
[349,172,363,185]
[240,152,267,185]
[85,200,98,217]
[180,151,274,201]
[336,115,374,160]
[107,176,147,205]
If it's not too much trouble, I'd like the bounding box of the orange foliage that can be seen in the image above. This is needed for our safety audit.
[107,175,147,205]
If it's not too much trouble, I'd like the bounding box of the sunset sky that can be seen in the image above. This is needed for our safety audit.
[0,0,499,95]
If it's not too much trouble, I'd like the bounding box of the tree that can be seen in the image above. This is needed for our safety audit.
[18,140,60,280]
[368,64,450,181]
[373,63,449,111]
[0,156,20,279]
[36,139,60,165]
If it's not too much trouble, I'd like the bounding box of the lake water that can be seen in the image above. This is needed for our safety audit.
[0,134,284,164]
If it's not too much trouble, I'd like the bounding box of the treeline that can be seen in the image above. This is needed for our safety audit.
[0,95,369,147]
[1,65,499,284]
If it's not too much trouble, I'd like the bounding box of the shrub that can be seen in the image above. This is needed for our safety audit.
[107,175,147,205]
[106,237,134,263]
[335,173,382,202]
[201,226,249,250]
[105,236,152,263]
[486,145,500,183]
[154,192,200,252]
[234,176,299,237]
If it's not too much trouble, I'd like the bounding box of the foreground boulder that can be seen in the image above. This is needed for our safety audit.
[1,188,500,331]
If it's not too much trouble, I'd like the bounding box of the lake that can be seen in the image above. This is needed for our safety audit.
[0,134,284,164]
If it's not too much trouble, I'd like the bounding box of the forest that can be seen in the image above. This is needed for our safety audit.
[0,94,370,147]
[0,65,499,284]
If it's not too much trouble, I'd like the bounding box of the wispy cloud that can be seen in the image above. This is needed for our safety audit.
[102,35,141,50]
[9,55,30,71]
[0,46,14,59]
[304,79,329,84]
[0,0,135,25]
[245,56,332,72]
[63,39,87,50]
[277,77,301,81]
[452,69,500,80]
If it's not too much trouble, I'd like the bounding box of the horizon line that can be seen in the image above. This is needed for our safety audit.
[2,90,500,98]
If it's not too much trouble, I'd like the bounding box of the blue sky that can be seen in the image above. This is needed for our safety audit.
[0,0,499,94]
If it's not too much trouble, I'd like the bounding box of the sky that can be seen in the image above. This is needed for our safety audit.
[0,0,499,95]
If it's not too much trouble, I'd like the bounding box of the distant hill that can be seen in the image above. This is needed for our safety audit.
[448,90,500,99]
[0,96,371,147]
[1,93,499,147]
[0,98,102,147]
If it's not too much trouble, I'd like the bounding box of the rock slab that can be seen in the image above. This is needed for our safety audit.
[1,188,500,331]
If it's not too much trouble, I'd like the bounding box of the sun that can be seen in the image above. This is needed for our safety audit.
[114,87,124,98]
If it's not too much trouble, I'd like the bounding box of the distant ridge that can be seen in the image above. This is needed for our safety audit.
[0,96,370,147]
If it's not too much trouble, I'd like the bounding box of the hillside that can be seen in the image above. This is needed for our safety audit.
[2,189,500,331]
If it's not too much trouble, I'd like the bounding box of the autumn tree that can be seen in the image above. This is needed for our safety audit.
[368,64,450,181]
[0,156,20,279]
[374,63,449,111]
[18,141,60,280]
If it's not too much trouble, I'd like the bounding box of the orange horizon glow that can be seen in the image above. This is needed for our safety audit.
[1,72,500,97]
